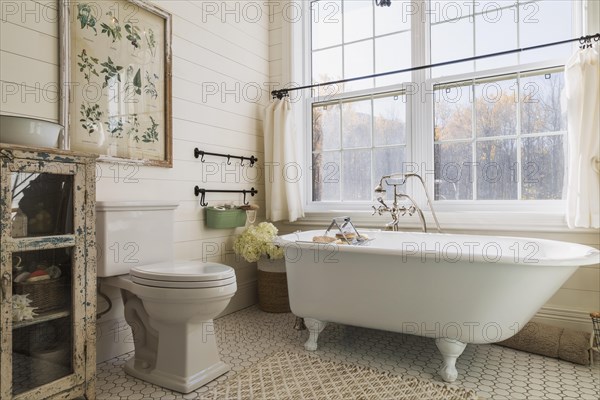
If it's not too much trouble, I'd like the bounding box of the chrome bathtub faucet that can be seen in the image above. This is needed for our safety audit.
[372,173,442,233]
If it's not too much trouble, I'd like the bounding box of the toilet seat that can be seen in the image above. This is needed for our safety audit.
[130,261,235,289]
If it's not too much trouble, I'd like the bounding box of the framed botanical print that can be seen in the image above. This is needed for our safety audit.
[69,0,172,167]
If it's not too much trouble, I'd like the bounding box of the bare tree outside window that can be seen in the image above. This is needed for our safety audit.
[434,70,566,201]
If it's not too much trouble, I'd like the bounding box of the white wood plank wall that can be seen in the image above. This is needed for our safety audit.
[0,0,60,121]
[94,0,271,314]
[1,0,273,361]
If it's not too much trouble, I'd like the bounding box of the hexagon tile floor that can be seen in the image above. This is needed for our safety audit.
[96,306,600,400]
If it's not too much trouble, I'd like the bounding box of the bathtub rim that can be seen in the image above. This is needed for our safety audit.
[275,229,600,268]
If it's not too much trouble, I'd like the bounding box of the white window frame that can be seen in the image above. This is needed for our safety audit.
[289,0,593,230]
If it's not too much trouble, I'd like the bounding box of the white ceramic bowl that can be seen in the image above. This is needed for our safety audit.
[0,115,62,148]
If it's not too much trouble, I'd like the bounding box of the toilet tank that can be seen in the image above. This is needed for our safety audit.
[96,201,179,277]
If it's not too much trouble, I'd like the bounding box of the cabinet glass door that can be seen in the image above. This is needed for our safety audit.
[1,161,87,398]
[11,248,74,395]
[10,172,74,238]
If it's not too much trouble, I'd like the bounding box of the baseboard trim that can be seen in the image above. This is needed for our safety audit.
[533,306,593,333]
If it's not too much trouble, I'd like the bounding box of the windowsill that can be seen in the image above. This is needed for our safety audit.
[286,209,598,235]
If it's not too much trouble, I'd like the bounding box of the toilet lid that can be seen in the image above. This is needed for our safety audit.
[130,261,235,288]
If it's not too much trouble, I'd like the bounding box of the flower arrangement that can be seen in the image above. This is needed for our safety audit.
[12,294,37,322]
[233,222,284,263]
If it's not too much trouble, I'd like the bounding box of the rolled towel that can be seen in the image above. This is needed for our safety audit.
[497,322,591,365]
[559,329,593,365]
[497,322,562,359]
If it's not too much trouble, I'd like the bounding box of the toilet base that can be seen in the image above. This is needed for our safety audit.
[124,358,230,393]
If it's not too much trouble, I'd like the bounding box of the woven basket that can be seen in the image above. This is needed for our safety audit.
[14,277,69,314]
[257,258,290,313]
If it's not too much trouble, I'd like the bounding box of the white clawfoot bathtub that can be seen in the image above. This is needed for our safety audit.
[275,230,600,382]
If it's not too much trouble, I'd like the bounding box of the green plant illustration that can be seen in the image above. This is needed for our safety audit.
[80,103,102,135]
[77,3,98,34]
[125,23,142,49]
[145,28,157,58]
[105,117,124,138]
[144,71,159,99]
[141,116,159,143]
[125,67,142,97]
[125,114,141,143]
[77,49,99,84]
[100,11,122,42]
[99,57,123,88]
[132,69,142,95]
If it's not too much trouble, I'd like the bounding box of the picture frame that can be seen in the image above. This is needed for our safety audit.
[68,0,172,167]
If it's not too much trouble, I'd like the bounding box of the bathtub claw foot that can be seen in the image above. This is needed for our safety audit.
[435,338,466,383]
[304,318,327,351]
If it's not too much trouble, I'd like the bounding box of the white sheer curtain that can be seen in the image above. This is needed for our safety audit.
[263,98,304,222]
[564,43,600,229]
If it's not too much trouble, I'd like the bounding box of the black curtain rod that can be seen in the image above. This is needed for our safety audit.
[271,33,600,99]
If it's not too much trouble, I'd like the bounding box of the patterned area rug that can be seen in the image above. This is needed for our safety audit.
[199,351,478,399]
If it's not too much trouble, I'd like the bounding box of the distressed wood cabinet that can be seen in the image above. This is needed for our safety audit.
[0,144,97,399]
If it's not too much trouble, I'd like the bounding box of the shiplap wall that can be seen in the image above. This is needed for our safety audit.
[269,4,283,91]
[0,0,59,121]
[269,3,600,334]
[95,0,269,304]
[1,0,271,361]
[94,0,271,361]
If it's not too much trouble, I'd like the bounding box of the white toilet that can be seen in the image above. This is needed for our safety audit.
[96,201,237,393]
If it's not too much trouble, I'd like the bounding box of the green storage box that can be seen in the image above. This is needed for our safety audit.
[205,207,247,229]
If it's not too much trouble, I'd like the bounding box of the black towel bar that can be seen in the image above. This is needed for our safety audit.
[194,187,258,207]
[194,148,258,167]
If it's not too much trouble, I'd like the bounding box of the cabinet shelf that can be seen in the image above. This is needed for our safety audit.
[13,309,71,329]
[10,235,76,251]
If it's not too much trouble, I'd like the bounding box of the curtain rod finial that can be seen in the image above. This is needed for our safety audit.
[272,90,289,100]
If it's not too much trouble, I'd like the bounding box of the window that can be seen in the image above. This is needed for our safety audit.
[433,69,566,201]
[307,0,582,210]
[312,92,408,202]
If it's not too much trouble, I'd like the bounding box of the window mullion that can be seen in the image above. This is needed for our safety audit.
[341,0,345,84]
[370,96,375,200]
[339,99,344,202]
[516,72,523,201]
[409,0,429,205]
[516,0,521,65]
[339,0,345,203]
[371,4,376,196]
[471,84,478,201]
